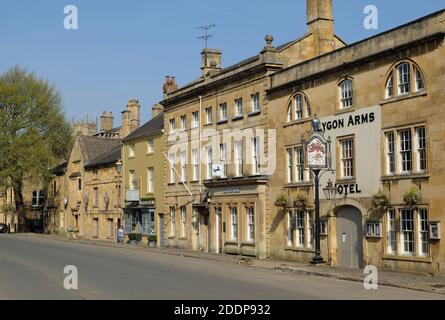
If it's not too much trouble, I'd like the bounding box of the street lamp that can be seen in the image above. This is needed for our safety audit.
[303,115,332,265]
[323,179,337,201]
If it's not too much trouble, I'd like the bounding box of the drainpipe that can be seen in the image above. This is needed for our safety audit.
[199,96,202,195]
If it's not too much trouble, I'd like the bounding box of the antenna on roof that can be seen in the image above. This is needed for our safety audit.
[196,24,216,71]
[196,24,215,50]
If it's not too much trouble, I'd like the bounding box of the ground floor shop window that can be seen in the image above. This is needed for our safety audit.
[124,208,156,236]
[287,210,314,249]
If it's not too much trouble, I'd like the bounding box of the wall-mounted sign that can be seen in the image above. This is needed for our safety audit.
[321,112,376,132]
[126,189,140,202]
[224,187,241,194]
[212,164,224,178]
[336,183,362,195]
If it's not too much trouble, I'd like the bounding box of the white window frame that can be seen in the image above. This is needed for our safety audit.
[129,144,135,158]
[231,207,238,241]
[295,94,303,120]
[219,143,227,178]
[400,209,415,255]
[247,207,255,242]
[180,151,187,182]
[397,63,411,95]
[170,207,176,237]
[295,146,304,182]
[169,153,176,184]
[386,73,394,99]
[147,167,154,193]
[286,148,293,183]
[251,137,260,175]
[296,210,305,247]
[181,206,187,238]
[129,170,137,190]
[418,209,429,256]
[206,146,213,179]
[339,138,354,179]
[398,129,412,174]
[416,127,427,173]
[169,118,176,134]
[180,115,187,131]
[205,107,213,125]
[235,140,243,177]
[387,209,397,254]
[339,79,353,109]
[147,138,154,154]
[235,98,243,117]
[192,111,199,129]
[251,93,260,112]
[385,132,395,175]
[414,66,425,92]
[219,103,228,121]
[192,148,199,181]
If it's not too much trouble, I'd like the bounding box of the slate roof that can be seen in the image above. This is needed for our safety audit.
[84,145,121,169]
[122,113,164,143]
[77,135,121,166]
[50,161,68,176]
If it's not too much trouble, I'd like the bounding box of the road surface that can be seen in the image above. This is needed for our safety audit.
[0,234,442,300]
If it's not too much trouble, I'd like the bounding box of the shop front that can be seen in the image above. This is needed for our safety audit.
[205,177,268,259]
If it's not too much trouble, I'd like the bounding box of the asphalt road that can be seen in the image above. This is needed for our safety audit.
[0,234,442,300]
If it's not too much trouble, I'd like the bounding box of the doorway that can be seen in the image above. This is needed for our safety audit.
[336,205,364,268]
[159,214,165,247]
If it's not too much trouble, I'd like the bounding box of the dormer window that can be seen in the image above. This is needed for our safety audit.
[287,93,311,123]
[339,79,353,109]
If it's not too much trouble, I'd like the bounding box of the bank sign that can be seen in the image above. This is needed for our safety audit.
[319,105,381,200]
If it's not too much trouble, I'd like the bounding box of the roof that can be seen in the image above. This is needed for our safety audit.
[85,145,121,169]
[122,113,164,143]
[77,135,121,166]
[51,162,68,176]
[161,33,323,104]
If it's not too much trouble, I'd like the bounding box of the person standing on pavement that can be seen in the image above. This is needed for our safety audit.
[117,225,125,244]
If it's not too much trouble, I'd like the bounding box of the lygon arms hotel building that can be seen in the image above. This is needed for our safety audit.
[159,0,445,273]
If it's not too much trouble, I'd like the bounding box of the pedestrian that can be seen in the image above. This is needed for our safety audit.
[117,225,124,244]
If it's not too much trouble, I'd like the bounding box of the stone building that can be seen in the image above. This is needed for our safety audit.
[84,146,123,241]
[121,106,164,245]
[49,99,142,238]
[160,0,445,274]
[160,0,344,256]
[268,7,445,273]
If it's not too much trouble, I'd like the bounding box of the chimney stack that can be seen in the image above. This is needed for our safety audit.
[127,99,141,131]
[307,0,335,56]
[163,76,178,98]
[152,103,164,118]
[101,111,114,131]
[201,48,221,77]
[120,110,131,138]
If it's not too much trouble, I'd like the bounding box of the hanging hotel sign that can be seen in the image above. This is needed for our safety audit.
[305,134,328,169]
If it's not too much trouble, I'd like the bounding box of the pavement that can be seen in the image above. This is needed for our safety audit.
[0,233,444,299]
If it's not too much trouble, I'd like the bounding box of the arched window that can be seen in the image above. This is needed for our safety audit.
[385,72,394,99]
[339,79,353,109]
[286,93,311,123]
[384,61,425,99]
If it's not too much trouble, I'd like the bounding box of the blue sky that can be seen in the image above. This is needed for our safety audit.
[0,0,443,125]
